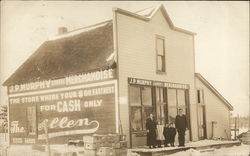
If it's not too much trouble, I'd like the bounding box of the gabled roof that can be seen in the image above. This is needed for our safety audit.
[195,73,233,111]
[4,5,195,86]
[113,4,196,36]
[3,21,115,86]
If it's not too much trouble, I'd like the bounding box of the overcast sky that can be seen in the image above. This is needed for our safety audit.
[1,1,249,116]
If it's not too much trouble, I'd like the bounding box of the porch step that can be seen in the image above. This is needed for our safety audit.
[131,141,241,156]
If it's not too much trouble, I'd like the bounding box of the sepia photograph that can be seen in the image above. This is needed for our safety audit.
[0,1,249,156]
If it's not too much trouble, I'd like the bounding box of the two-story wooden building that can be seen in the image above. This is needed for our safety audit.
[3,5,233,147]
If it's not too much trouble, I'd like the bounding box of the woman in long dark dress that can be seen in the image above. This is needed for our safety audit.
[146,113,157,148]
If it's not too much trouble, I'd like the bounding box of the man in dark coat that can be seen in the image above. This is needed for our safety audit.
[175,108,188,147]
[163,123,176,147]
[146,113,157,148]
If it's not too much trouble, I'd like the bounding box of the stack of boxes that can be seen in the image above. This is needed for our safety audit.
[83,134,127,156]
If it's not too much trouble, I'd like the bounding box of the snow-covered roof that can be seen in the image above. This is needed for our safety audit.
[135,6,158,18]
[4,21,115,86]
[49,20,111,41]
[114,4,196,35]
[4,4,196,86]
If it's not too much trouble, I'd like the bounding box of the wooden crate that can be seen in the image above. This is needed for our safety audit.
[83,135,102,143]
[84,142,100,150]
[96,147,114,156]
[119,135,126,141]
[120,141,127,148]
[114,148,127,156]
[83,149,97,156]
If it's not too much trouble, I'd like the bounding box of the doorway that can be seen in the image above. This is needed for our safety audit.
[197,89,207,139]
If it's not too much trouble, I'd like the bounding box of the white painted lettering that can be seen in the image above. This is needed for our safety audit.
[10,121,25,133]
[84,100,102,108]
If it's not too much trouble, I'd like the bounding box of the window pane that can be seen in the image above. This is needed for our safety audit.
[197,90,203,104]
[168,89,177,107]
[168,89,177,124]
[157,56,163,71]
[130,107,142,131]
[177,89,186,113]
[168,107,177,124]
[156,105,166,124]
[156,88,164,102]
[27,106,36,135]
[141,87,152,106]
[142,107,153,130]
[197,90,201,103]
[157,38,164,55]
[156,88,166,124]
[129,86,141,106]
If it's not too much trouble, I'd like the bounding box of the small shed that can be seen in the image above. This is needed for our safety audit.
[195,73,233,140]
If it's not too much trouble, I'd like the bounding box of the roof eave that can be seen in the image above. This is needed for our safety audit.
[195,73,233,111]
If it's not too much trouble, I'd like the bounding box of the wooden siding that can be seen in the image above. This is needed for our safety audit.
[115,9,198,146]
[195,77,231,139]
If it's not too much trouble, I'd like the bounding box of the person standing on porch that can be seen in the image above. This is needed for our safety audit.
[146,113,157,148]
[163,123,176,147]
[175,108,188,147]
[156,120,165,148]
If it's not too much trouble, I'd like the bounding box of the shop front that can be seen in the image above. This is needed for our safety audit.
[127,78,191,147]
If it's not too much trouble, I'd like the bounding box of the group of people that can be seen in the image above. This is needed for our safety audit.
[146,108,188,148]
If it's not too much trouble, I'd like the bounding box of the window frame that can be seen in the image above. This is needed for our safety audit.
[197,89,204,104]
[129,85,153,132]
[155,87,167,125]
[155,35,166,73]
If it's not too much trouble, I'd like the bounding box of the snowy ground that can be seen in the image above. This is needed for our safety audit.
[130,140,240,153]
[1,140,248,156]
[186,139,240,147]
[167,144,250,156]
[129,140,248,156]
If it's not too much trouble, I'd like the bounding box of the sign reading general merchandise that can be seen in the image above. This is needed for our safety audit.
[128,77,189,89]
[8,69,115,94]
[9,80,117,144]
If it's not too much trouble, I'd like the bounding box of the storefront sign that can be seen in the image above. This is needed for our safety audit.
[9,80,118,144]
[128,78,189,89]
[38,117,99,139]
[8,69,115,94]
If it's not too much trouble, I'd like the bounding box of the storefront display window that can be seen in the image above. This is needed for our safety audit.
[156,87,167,124]
[168,89,177,123]
[131,107,142,131]
[177,89,186,113]
[129,86,152,131]
[142,87,152,106]
[167,89,187,123]
[129,86,141,106]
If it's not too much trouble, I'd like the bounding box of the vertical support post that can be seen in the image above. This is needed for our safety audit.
[234,117,237,140]
[212,122,214,139]
[44,121,51,156]
[237,114,239,136]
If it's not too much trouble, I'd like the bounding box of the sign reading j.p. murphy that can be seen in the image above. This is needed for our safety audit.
[9,80,118,144]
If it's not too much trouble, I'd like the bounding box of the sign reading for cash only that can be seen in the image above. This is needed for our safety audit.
[9,81,118,142]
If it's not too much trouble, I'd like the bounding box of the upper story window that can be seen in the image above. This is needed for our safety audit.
[197,89,204,104]
[156,36,166,73]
